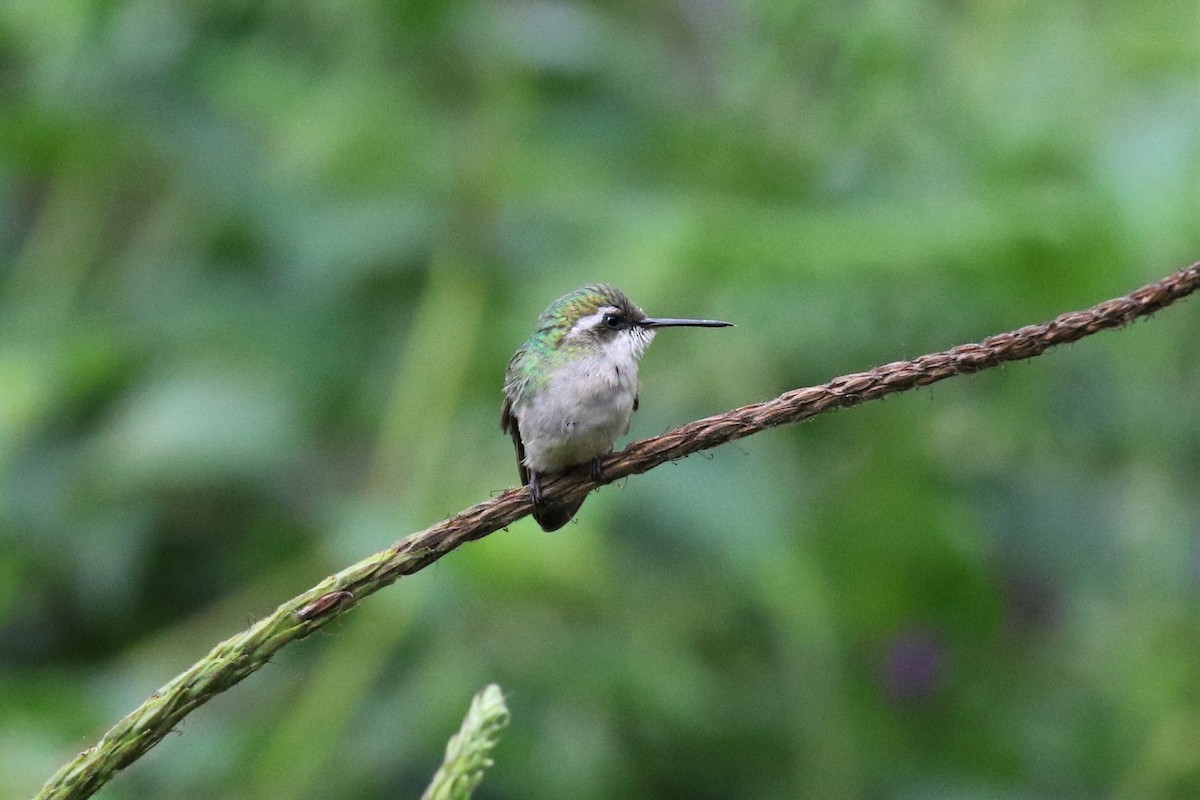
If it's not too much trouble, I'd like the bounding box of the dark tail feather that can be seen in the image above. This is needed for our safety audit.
[533,496,585,532]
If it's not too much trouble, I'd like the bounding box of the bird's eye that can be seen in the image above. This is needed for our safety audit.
[602,313,622,329]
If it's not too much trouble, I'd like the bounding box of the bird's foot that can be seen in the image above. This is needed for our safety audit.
[588,456,604,482]
[529,471,545,506]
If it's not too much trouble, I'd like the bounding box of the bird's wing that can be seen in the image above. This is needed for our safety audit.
[500,395,531,488]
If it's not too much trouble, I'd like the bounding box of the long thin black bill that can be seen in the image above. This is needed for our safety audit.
[640,317,734,328]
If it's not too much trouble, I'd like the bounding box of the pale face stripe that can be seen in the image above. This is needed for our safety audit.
[567,306,621,339]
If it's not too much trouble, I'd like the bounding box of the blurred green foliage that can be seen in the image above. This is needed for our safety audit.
[2,0,1199,798]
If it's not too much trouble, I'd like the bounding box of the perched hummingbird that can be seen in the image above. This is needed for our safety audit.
[502,284,733,531]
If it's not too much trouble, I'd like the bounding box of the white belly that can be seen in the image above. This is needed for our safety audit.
[515,353,640,473]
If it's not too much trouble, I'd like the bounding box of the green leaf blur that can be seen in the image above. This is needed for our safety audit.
[1,1,1198,798]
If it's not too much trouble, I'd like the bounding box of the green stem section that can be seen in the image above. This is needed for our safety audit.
[421,685,511,800]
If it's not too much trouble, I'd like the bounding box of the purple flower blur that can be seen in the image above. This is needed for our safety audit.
[881,628,944,706]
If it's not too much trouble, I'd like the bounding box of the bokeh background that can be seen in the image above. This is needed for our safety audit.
[2,1,1200,798]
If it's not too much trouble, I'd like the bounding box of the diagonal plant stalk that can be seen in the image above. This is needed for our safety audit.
[421,684,511,800]
[35,262,1200,800]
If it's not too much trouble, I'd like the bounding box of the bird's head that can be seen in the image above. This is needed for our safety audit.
[539,284,732,359]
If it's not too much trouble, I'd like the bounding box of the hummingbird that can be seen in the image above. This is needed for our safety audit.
[502,284,733,531]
